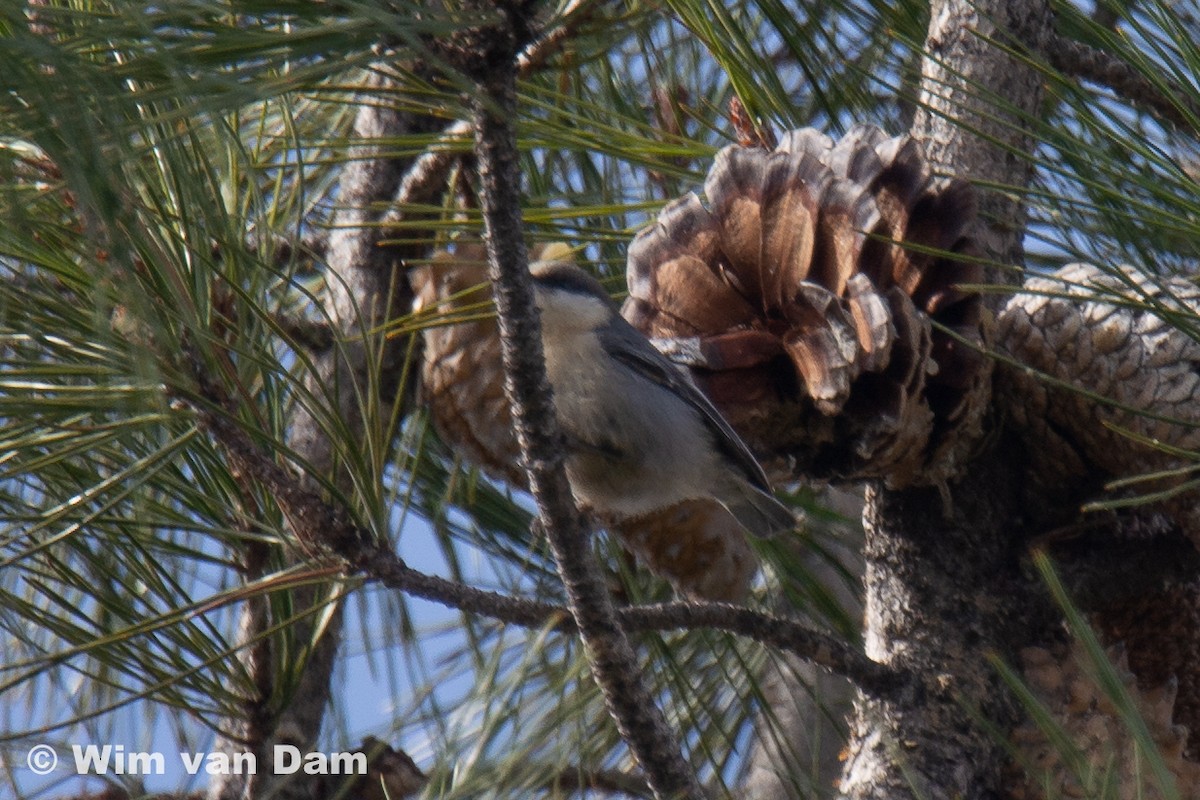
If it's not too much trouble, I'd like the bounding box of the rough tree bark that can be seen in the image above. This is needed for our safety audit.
[838,0,1055,797]
[463,5,705,797]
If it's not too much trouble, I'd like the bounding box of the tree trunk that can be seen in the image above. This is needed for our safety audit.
[842,453,1055,798]
[839,0,1054,796]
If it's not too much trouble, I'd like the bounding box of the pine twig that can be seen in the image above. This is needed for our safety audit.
[183,355,897,694]
[1047,33,1200,130]
[622,604,897,697]
[464,7,704,799]
[387,0,595,213]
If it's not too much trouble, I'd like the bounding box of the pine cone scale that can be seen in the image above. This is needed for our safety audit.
[625,125,988,487]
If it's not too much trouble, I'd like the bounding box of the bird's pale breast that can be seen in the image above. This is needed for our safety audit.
[541,328,722,518]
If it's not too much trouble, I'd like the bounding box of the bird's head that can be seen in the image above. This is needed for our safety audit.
[529,255,617,334]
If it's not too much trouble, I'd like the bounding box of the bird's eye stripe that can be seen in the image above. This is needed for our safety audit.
[534,273,592,294]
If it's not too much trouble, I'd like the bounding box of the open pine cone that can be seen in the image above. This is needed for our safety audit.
[623,124,991,489]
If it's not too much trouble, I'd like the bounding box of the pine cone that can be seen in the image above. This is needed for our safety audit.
[611,498,757,602]
[1009,640,1200,799]
[412,241,526,487]
[1097,581,1200,763]
[996,263,1200,538]
[624,124,989,489]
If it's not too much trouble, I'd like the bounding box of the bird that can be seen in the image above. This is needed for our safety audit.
[529,256,794,539]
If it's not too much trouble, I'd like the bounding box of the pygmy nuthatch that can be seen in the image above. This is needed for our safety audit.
[529,258,793,538]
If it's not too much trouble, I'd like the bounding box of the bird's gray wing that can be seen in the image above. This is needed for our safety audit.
[597,322,774,493]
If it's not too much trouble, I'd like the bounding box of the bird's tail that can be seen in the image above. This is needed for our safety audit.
[723,482,795,538]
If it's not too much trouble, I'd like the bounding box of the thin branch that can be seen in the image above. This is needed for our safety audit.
[368,552,899,694]
[182,363,897,696]
[387,119,472,215]
[1046,33,1200,130]
[545,767,654,798]
[466,6,703,798]
[387,0,595,213]
[361,543,567,628]
[181,383,367,561]
[514,0,596,74]
[621,604,898,697]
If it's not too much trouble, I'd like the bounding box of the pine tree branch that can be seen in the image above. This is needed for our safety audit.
[182,359,898,696]
[1046,33,1200,131]
[622,604,897,697]
[836,0,1060,797]
[366,547,899,694]
[463,5,703,798]
[386,0,594,214]
[211,58,445,800]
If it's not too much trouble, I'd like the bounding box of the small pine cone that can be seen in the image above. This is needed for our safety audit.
[412,241,526,487]
[611,498,758,602]
[996,263,1200,538]
[1008,640,1200,799]
[413,244,759,601]
[623,124,990,488]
